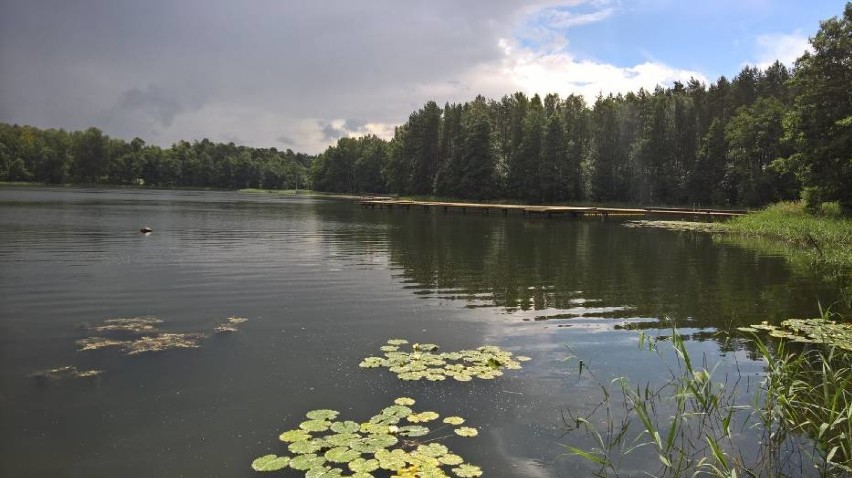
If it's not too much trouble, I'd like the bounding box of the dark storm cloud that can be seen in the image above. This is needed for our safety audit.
[319,121,347,142]
[343,119,368,133]
[116,85,187,127]
[0,0,555,152]
[277,135,296,146]
[318,118,371,142]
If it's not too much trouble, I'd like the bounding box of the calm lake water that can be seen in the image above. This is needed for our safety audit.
[0,187,839,477]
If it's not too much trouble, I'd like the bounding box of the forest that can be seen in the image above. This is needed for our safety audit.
[0,125,312,191]
[1,4,849,211]
[311,4,851,211]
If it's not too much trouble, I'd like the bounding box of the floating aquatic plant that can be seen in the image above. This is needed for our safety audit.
[29,365,104,381]
[32,315,248,379]
[215,316,249,334]
[359,339,530,382]
[738,318,852,351]
[123,332,208,354]
[76,315,249,355]
[77,332,206,354]
[91,316,163,333]
[252,397,482,477]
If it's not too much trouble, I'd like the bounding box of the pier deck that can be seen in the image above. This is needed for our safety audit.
[358,198,746,220]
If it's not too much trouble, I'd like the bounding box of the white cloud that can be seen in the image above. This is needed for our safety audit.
[440,37,708,108]
[753,31,811,68]
[538,7,616,28]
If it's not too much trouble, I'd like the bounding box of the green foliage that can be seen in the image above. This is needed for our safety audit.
[0,123,311,189]
[359,339,530,382]
[311,135,388,194]
[782,3,852,212]
[253,398,481,476]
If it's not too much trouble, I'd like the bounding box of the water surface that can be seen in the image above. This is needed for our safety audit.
[0,187,837,477]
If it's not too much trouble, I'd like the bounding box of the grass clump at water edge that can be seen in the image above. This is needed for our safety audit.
[560,317,852,477]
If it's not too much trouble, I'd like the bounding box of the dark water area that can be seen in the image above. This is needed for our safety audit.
[0,188,840,477]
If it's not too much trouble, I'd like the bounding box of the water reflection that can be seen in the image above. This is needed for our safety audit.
[349,209,837,331]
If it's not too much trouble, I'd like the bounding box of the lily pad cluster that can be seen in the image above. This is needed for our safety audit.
[251,397,483,477]
[359,339,531,382]
[738,318,852,351]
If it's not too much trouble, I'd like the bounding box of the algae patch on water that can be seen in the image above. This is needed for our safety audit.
[32,315,249,380]
[75,315,249,355]
[214,316,249,334]
[252,397,482,477]
[29,365,104,381]
[359,339,530,382]
[77,316,212,355]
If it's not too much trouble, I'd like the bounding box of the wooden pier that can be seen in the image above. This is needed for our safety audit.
[358,198,746,221]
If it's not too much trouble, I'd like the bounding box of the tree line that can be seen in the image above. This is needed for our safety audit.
[312,4,851,211]
[0,124,312,190]
[2,4,848,211]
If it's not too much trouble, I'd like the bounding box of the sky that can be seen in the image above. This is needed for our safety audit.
[0,0,846,154]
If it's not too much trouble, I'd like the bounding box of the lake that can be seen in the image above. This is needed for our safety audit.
[0,187,839,477]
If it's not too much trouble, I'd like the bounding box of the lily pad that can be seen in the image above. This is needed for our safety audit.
[454,427,478,437]
[300,419,332,432]
[439,453,464,466]
[289,439,324,454]
[306,409,339,421]
[305,465,343,478]
[290,453,327,471]
[375,449,409,470]
[330,421,360,434]
[398,425,430,437]
[280,429,312,442]
[251,454,290,471]
[452,463,483,477]
[416,443,449,458]
[442,416,465,425]
[349,457,380,473]
[324,446,361,463]
[407,411,439,423]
